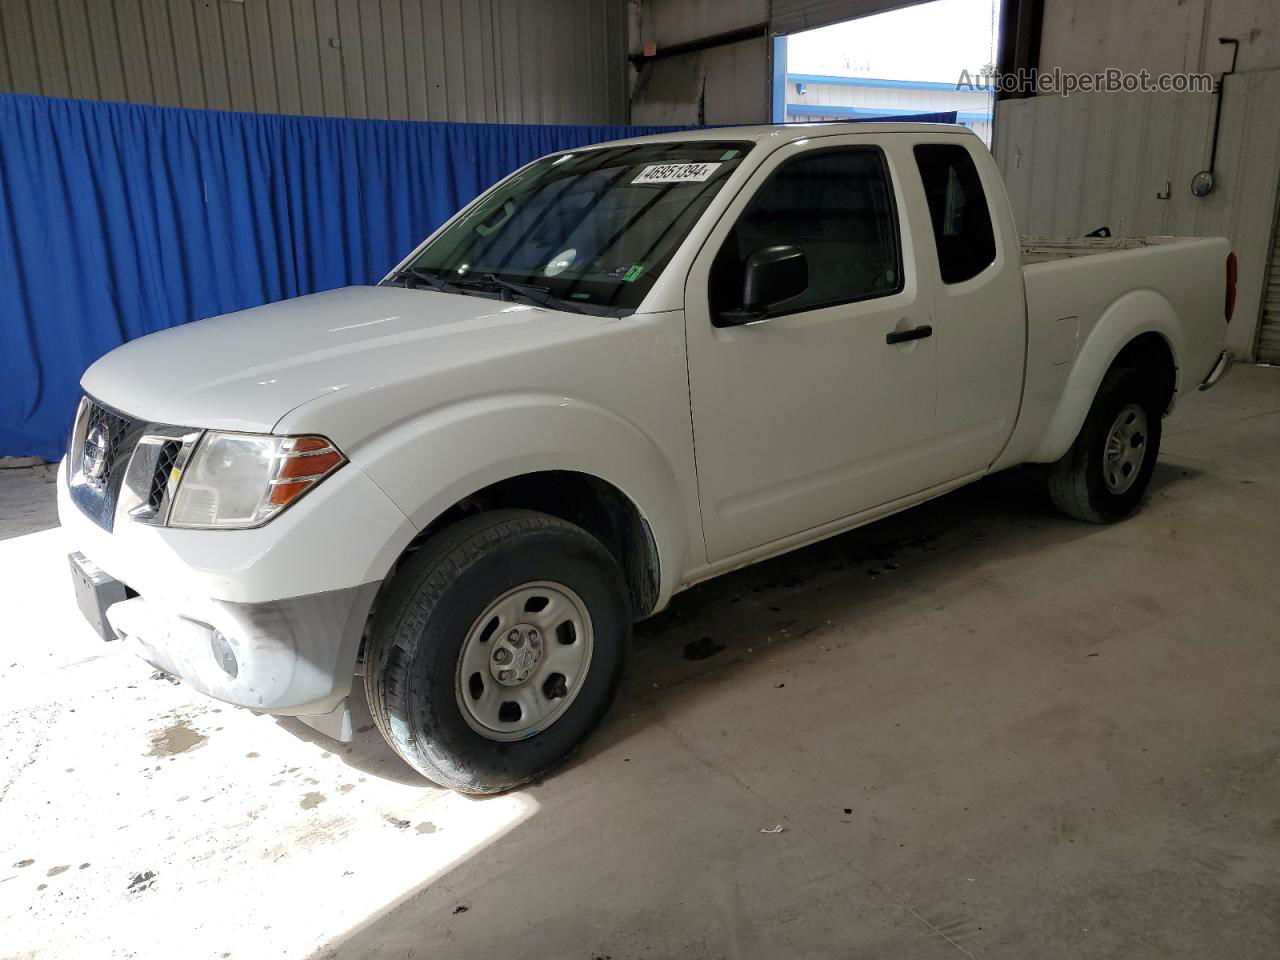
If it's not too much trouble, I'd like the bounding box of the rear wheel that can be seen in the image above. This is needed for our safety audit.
[1047,366,1163,523]
[364,509,630,793]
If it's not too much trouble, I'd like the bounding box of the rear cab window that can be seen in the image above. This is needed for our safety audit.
[913,143,997,284]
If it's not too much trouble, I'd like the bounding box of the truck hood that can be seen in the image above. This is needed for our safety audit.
[82,286,598,434]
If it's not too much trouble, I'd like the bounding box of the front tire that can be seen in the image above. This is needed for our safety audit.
[364,509,630,794]
[1047,366,1164,523]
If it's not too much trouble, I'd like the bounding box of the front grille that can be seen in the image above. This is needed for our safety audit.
[82,402,133,491]
[69,397,147,532]
[147,440,182,513]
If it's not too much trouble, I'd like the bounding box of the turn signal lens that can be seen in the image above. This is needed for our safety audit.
[264,436,345,513]
[276,450,343,479]
[267,480,315,507]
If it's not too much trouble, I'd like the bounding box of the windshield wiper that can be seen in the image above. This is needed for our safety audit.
[471,273,565,311]
[386,267,464,294]
[390,267,582,312]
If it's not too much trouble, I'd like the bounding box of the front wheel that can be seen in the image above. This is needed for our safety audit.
[364,509,630,793]
[1047,366,1164,523]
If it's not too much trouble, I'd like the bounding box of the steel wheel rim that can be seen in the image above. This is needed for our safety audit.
[455,580,594,741]
[1102,403,1149,494]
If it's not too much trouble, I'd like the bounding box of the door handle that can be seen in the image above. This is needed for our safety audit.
[885,324,933,345]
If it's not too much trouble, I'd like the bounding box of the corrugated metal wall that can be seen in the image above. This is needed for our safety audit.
[630,0,770,125]
[1260,213,1280,363]
[628,0,934,126]
[0,0,630,124]
[1039,0,1280,77]
[994,70,1280,360]
[769,0,929,36]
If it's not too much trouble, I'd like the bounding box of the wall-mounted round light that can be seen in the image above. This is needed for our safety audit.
[1191,170,1215,197]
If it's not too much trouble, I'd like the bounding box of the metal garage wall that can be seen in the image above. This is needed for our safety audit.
[1260,211,1280,363]
[630,0,770,125]
[769,0,932,35]
[640,0,765,50]
[631,38,770,125]
[993,70,1280,360]
[0,0,629,123]
[1039,0,1280,77]
[629,0,939,125]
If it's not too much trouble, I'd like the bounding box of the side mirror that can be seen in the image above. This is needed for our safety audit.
[715,245,808,327]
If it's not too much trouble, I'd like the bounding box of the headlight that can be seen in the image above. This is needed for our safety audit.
[168,432,345,529]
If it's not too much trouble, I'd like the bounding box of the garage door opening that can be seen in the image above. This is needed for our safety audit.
[772,0,1001,145]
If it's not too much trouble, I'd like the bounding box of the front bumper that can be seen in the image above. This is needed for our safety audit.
[105,582,378,720]
[57,454,416,730]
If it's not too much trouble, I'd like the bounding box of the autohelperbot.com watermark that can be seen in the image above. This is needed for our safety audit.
[957,67,1214,97]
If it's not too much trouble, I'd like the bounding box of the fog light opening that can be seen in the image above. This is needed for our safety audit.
[210,629,239,678]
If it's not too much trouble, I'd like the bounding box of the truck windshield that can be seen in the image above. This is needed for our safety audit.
[395,141,753,315]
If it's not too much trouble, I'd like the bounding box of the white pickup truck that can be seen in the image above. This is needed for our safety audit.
[60,123,1235,793]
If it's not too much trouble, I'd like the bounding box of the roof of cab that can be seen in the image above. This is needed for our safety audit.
[596,121,974,149]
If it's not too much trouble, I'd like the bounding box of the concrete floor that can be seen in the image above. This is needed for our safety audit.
[2,364,1278,960]
[0,461,58,539]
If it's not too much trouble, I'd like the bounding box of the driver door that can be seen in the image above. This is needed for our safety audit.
[685,138,944,561]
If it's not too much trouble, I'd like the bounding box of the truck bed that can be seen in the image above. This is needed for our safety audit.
[1020,235,1191,265]
[995,233,1230,470]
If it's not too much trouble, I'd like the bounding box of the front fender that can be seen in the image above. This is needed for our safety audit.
[1030,289,1184,463]
[350,392,691,607]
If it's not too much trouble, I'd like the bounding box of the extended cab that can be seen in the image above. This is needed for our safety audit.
[59,124,1235,792]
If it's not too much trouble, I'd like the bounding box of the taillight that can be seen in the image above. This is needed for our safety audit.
[1225,251,1237,323]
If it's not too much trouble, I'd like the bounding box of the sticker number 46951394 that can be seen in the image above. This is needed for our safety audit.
[631,162,722,185]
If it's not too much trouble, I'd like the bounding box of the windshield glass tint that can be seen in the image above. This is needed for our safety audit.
[405,141,753,313]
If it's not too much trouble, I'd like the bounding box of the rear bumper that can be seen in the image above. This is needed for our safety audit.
[1199,350,1235,391]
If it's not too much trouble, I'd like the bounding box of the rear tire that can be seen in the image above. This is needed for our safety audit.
[364,509,630,794]
[1047,366,1163,523]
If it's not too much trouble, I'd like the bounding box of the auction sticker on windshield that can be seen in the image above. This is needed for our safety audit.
[632,162,722,185]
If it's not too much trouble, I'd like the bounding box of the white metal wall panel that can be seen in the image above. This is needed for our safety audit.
[1259,209,1280,363]
[769,0,931,36]
[630,37,769,126]
[641,0,765,48]
[1039,0,1280,77]
[701,36,769,123]
[0,0,630,124]
[994,71,1280,360]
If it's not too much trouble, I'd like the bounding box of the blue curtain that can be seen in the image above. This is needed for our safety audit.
[0,95,688,459]
[0,95,955,459]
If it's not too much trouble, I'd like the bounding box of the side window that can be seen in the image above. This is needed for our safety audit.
[709,147,903,318]
[913,143,997,284]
